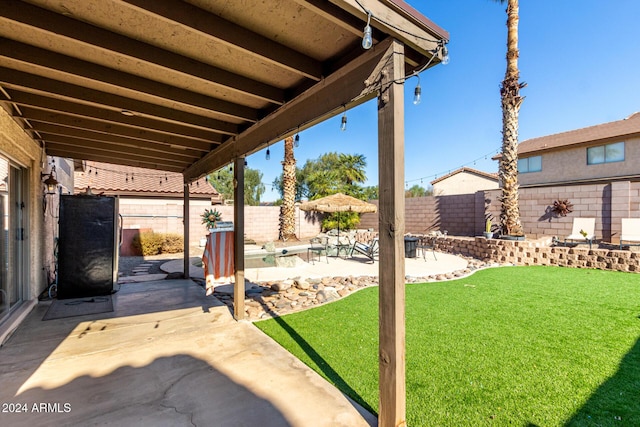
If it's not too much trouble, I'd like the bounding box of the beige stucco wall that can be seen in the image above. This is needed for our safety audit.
[519,136,640,186]
[432,172,498,196]
[0,106,45,306]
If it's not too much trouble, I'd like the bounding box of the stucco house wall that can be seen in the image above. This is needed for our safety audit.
[431,167,498,196]
[433,172,499,195]
[519,135,640,186]
[516,112,640,187]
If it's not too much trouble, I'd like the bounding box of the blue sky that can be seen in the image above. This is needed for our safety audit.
[246,0,640,202]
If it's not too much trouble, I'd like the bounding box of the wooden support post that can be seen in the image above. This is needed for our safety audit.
[233,156,245,320]
[377,39,406,427]
[183,183,190,280]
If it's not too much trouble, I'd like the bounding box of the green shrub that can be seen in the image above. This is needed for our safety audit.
[132,231,184,256]
[322,211,360,232]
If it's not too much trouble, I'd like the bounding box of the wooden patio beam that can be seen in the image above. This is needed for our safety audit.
[0,38,260,123]
[29,122,202,160]
[123,0,322,81]
[19,107,213,152]
[377,39,407,427]
[0,67,250,128]
[233,156,246,321]
[4,91,224,145]
[45,147,184,172]
[183,38,394,182]
[0,0,285,105]
[183,185,190,280]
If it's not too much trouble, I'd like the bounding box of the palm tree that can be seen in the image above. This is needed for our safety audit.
[497,0,525,236]
[338,153,366,187]
[279,136,297,241]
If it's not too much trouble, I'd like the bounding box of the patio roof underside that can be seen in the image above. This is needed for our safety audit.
[0,0,447,182]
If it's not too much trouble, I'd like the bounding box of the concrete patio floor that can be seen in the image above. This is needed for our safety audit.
[0,279,376,426]
[159,249,470,284]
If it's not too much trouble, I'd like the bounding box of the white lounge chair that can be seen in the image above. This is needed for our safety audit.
[620,218,640,249]
[565,218,596,249]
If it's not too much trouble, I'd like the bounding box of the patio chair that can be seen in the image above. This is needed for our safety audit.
[349,238,379,262]
[416,235,437,261]
[308,236,329,265]
[564,217,596,249]
[620,218,640,249]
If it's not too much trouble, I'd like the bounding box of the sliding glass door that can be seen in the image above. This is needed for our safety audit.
[0,157,27,323]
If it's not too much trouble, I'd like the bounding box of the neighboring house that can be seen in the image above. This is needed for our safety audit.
[430,167,499,196]
[514,112,640,187]
[75,161,222,255]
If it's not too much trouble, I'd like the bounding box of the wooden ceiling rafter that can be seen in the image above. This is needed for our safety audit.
[0,0,448,179]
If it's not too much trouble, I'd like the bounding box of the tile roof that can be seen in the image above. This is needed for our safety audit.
[74,161,222,201]
[518,112,640,156]
[430,167,498,185]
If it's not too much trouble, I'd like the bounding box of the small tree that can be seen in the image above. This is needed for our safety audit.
[405,184,433,198]
[208,166,265,205]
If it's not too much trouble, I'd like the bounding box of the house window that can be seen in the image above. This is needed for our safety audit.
[518,156,542,173]
[587,142,625,165]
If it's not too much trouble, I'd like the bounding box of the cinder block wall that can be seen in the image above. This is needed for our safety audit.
[360,181,640,243]
[119,199,323,250]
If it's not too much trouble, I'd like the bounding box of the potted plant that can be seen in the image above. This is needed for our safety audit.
[201,208,222,232]
[483,218,494,239]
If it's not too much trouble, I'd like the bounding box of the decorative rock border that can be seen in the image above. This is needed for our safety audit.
[211,257,499,321]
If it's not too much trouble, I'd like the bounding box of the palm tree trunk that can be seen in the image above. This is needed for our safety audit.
[499,0,524,236]
[279,136,297,241]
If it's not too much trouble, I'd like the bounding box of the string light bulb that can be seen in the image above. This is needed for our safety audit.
[294,133,300,147]
[340,111,347,132]
[266,144,271,160]
[362,12,373,49]
[440,43,450,65]
[413,75,422,105]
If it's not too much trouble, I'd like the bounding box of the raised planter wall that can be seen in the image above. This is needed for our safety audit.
[434,236,640,273]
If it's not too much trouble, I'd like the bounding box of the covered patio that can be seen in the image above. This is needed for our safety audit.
[0,278,376,426]
[0,1,448,425]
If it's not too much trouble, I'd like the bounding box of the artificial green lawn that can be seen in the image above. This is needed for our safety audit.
[254,266,640,426]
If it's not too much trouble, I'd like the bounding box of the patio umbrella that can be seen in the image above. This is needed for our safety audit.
[299,193,377,243]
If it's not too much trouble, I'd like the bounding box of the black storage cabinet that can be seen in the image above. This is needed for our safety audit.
[57,195,120,299]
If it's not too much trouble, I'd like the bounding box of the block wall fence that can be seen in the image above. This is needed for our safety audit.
[116,179,639,259]
[117,198,323,255]
[359,180,640,243]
